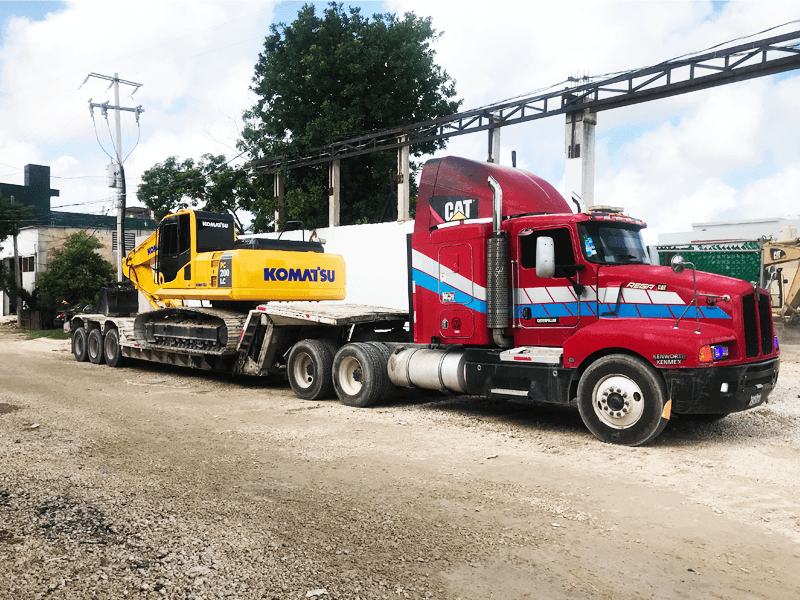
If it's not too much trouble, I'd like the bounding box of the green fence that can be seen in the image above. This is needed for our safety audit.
[657,241,761,283]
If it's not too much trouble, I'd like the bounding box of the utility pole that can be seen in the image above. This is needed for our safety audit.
[10,196,21,327]
[86,72,143,280]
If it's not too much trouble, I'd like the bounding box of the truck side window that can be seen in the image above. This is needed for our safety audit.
[520,228,577,278]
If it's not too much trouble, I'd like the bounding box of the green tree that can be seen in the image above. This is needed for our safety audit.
[0,192,35,309]
[37,232,115,308]
[137,156,205,222]
[138,154,252,233]
[0,192,34,244]
[240,2,460,230]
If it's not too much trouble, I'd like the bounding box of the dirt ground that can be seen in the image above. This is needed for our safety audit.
[2,321,800,600]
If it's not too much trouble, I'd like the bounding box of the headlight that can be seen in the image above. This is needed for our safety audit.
[699,343,730,363]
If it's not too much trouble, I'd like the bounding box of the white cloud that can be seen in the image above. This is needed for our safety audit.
[0,0,273,211]
[1,0,799,243]
[387,0,800,242]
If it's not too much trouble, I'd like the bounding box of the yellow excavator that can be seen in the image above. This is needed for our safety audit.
[97,209,345,353]
[763,233,800,325]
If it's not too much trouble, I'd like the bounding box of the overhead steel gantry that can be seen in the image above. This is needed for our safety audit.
[249,28,800,227]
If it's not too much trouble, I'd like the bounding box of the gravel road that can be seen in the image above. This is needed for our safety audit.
[1,320,800,599]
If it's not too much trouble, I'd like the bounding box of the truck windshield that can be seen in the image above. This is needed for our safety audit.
[578,222,648,264]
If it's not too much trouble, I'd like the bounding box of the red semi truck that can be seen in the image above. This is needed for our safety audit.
[71,156,780,446]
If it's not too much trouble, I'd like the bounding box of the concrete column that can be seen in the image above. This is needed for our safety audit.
[397,137,410,221]
[328,159,340,227]
[487,119,501,164]
[273,173,285,232]
[564,109,596,210]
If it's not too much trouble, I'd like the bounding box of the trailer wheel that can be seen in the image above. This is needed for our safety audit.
[72,328,88,362]
[104,328,128,368]
[332,343,384,408]
[287,339,335,401]
[87,329,105,365]
[577,354,669,446]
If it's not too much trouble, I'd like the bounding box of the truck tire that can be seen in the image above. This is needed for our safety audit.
[366,342,396,400]
[103,328,128,368]
[577,354,669,446]
[287,339,335,401]
[87,329,105,365]
[332,343,384,408]
[72,328,88,362]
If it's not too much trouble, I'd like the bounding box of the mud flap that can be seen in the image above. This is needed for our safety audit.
[661,399,673,420]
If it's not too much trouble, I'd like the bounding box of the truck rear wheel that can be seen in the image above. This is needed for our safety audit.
[72,328,88,362]
[332,343,385,408]
[366,342,396,400]
[577,354,669,446]
[287,339,335,401]
[87,329,105,365]
[103,328,128,368]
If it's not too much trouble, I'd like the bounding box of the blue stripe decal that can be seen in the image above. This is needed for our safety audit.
[637,304,674,318]
[515,304,550,319]
[616,304,641,318]
[514,302,731,320]
[546,303,573,317]
[415,269,733,321]
[413,269,487,314]
[597,303,619,317]
[698,305,731,319]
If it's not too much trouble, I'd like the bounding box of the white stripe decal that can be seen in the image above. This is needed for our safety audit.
[620,288,651,304]
[412,249,487,302]
[547,286,577,302]
[647,290,684,305]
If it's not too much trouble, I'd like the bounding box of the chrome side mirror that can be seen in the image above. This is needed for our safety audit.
[670,254,686,274]
[536,236,555,278]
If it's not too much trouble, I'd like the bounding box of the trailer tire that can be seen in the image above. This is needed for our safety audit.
[577,354,669,446]
[104,328,128,368]
[287,339,335,401]
[87,329,105,365]
[332,343,384,408]
[72,328,88,362]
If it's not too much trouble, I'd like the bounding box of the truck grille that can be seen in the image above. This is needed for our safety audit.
[742,293,773,358]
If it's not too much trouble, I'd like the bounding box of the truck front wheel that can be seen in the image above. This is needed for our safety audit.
[577,354,669,446]
[287,339,335,401]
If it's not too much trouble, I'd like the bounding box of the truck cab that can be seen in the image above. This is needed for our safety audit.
[408,156,779,445]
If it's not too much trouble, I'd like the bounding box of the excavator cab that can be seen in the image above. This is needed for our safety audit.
[156,211,235,284]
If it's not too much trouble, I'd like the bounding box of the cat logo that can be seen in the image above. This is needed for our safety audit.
[444,199,475,221]
[429,195,479,224]
[772,248,786,261]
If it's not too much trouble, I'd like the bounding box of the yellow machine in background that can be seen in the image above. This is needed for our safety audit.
[89,209,348,354]
[763,227,800,324]
[124,209,345,310]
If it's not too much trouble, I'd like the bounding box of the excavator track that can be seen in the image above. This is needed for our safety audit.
[133,308,248,355]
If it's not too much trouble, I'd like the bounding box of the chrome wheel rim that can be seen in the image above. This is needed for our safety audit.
[592,374,644,429]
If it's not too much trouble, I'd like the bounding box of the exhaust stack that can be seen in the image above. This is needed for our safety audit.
[486,176,513,348]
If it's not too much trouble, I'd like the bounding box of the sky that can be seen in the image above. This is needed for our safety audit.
[0,0,799,246]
